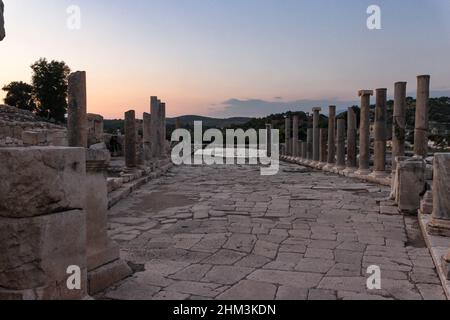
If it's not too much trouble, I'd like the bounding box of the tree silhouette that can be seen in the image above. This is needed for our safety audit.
[31,58,70,123]
[2,81,36,111]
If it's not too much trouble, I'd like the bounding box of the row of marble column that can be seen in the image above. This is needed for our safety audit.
[124,97,167,168]
[285,75,431,177]
[66,71,168,169]
[284,75,450,279]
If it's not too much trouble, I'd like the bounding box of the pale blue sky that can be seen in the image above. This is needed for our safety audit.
[1,0,450,118]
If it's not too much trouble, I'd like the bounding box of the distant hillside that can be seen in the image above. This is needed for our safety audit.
[104,115,252,133]
[103,97,450,142]
[166,115,251,128]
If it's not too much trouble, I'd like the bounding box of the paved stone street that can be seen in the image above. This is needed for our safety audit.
[101,162,446,300]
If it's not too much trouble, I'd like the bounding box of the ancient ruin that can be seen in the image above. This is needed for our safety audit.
[2,0,450,304]
[0,70,173,299]
[282,74,450,299]
[1,68,450,300]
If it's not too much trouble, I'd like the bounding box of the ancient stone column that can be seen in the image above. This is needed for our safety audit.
[306,128,313,161]
[370,88,388,177]
[68,71,88,148]
[285,117,291,156]
[0,0,5,41]
[124,110,137,168]
[312,108,321,162]
[414,75,430,157]
[266,123,272,157]
[319,128,328,166]
[356,90,374,175]
[427,154,450,236]
[334,119,346,171]
[143,112,152,162]
[301,141,307,160]
[160,101,167,156]
[392,82,407,169]
[326,106,336,167]
[0,147,88,300]
[344,107,358,174]
[291,115,298,157]
[150,97,161,158]
[85,149,131,294]
[300,141,306,160]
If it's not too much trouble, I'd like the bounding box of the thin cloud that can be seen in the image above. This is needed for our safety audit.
[212,98,358,118]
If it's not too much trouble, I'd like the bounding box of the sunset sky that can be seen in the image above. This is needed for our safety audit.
[1,0,450,119]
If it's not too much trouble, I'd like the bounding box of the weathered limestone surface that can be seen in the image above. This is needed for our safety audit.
[266,124,272,157]
[143,112,152,162]
[414,75,430,157]
[420,191,433,215]
[327,106,336,165]
[357,90,374,175]
[392,82,407,169]
[319,128,327,164]
[285,118,291,156]
[292,116,299,157]
[372,89,387,176]
[150,97,162,158]
[87,113,104,147]
[335,119,346,170]
[0,210,87,299]
[427,154,450,237]
[0,147,87,300]
[0,0,4,41]
[307,128,313,160]
[312,108,321,162]
[160,102,167,156]
[396,158,425,214]
[124,110,137,168]
[0,147,85,217]
[102,162,445,300]
[345,108,357,172]
[0,105,68,147]
[301,141,307,159]
[85,149,131,294]
[445,251,450,281]
[68,71,88,148]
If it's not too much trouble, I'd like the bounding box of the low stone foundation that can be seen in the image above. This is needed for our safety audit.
[0,105,68,147]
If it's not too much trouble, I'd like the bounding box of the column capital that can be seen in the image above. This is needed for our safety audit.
[312,107,322,113]
[358,90,374,97]
[417,74,431,80]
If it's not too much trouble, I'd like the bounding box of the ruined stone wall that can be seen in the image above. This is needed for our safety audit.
[0,105,68,147]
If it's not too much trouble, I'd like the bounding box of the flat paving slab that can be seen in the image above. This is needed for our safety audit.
[100,162,447,300]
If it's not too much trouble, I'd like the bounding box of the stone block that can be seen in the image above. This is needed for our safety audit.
[443,254,450,280]
[21,131,39,146]
[0,147,86,218]
[427,154,450,236]
[0,209,87,299]
[396,158,425,214]
[88,259,132,295]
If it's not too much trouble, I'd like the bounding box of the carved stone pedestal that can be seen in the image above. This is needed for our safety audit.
[427,154,450,237]
[85,149,132,295]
